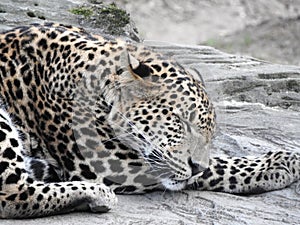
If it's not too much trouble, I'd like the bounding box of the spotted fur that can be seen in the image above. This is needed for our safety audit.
[0,23,299,218]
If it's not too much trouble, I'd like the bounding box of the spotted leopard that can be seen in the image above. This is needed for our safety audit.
[0,23,299,218]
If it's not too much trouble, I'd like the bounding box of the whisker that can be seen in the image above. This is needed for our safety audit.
[103,101,178,174]
[102,132,136,144]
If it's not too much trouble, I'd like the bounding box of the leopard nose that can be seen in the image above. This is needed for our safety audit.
[188,158,203,176]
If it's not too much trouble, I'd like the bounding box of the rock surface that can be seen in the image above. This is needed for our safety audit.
[0,0,139,40]
[1,0,300,224]
[108,0,300,66]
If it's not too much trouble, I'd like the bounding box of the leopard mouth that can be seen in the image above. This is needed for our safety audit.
[187,171,205,185]
[159,163,207,191]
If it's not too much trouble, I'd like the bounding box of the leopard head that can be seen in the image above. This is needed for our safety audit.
[107,47,216,190]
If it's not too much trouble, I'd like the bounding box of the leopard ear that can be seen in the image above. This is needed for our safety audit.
[128,53,151,78]
[116,51,160,100]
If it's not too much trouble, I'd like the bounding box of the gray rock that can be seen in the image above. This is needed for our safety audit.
[0,0,140,41]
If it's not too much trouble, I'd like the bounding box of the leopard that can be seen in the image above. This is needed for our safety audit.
[0,23,299,218]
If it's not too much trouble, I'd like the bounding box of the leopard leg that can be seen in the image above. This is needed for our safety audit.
[188,151,300,194]
[0,108,117,218]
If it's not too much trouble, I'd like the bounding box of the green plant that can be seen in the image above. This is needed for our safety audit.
[70,6,93,18]
[244,35,252,46]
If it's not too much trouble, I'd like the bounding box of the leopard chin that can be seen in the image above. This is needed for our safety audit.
[161,178,187,191]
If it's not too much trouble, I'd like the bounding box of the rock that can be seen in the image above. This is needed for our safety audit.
[1,0,300,224]
[205,17,300,66]
[0,0,140,41]
[69,2,140,41]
